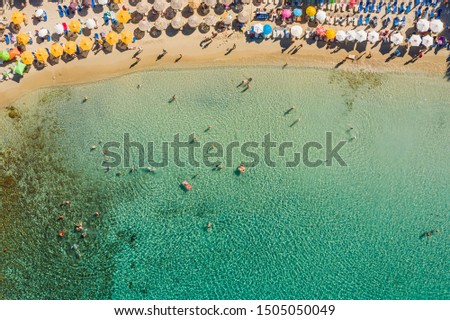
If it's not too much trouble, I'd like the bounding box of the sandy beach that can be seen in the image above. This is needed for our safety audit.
[0,1,449,107]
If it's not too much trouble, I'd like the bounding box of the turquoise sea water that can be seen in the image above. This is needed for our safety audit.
[1,66,449,300]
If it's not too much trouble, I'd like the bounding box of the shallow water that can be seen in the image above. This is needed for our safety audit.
[1,66,449,299]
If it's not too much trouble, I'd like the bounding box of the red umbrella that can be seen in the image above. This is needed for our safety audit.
[316,25,326,37]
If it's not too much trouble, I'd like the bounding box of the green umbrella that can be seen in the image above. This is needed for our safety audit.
[0,50,10,61]
[14,61,27,76]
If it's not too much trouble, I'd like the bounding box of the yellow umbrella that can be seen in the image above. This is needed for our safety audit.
[50,43,64,57]
[64,41,77,55]
[116,10,131,24]
[11,11,25,25]
[17,33,30,45]
[112,0,123,3]
[326,29,337,40]
[21,51,34,65]
[306,6,317,17]
[69,19,82,33]
[106,31,119,45]
[35,48,49,62]
[120,30,133,45]
[79,37,93,51]
[188,0,201,9]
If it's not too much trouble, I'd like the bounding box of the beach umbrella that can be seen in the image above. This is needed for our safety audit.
[429,19,444,34]
[171,0,186,10]
[237,11,250,24]
[316,10,326,24]
[346,30,357,41]
[50,43,64,57]
[335,30,346,42]
[11,11,25,25]
[85,18,96,30]
[281,9,292,19]
[188,15,201,28]
[390,33,404,45]
[416,19,430,32]
[171,16,184,29]
[367,30,379,43]
[35,48,49,62]
[21,51,34,65]
[153,0,167,11]
[0,50,10,61]
[112,0,122,3]
[117,10,131,24]
[69,20,82,33]
[293,8,302,17]
[98,0,108,4]
[204,13,217,26]
[120,30,134,45]
[82,0,92,7]
[290,25,303,38]
[8,48,21,59]
[263,24,272,36]
[38,29,49,38]
[136,2,149,14]
[409,34,422,47]
[306,6,316,17]
[203,0,216,7]
[188,0,201,9]
[17,33,30,45]
[421,35,434,47]
[222,14,233,25]
[218,0,232,5]
[138,20,150,32]
[326,29,336,40]
[14,62,27,76]
[155,18,168,31]
[355,30,367,42]
[69,2,78,11]
[35,9,44,18]
[55,23,64,35]
[64,41,77,55]
[106,31,119,45]
[315,25,326,37]
[241,0,250,3]
[79,37,93,51]
[252,23,263,34]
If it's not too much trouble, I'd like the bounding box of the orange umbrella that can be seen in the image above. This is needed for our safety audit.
[8,48,21,59]
[11,11,25,25]
[50,43,64,57]
[21,51,34,65]
[79,37,93,51]
[69,20,82,33]
[64,41,77,55]
[116,10,131,24]
[120,30,133,45]
[35,48,49,62]
[17,33,30,45]
[105,31,119,45]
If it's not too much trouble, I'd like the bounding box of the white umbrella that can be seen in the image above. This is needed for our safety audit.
[98,0,108,5]
[38,28,49,37]
[153,0,166,12]
[223,14,233,25]
[204,0,217,6]
[171,0,185,10]
[218,0,233,5]
[136,2,149,14]
[429,19,444,34]
[355,30,367,42]
[237,11,249,24]
[55,23,64,35]
[367,30,379,43]
[85,18,96,29]
[421,35,434,47]
[35,9,44,18]
[155,18,168,31]
[409,34,422,46]
[416,19,430,32]
[187,15,201,28]
[253,23,263,35]
[241,0,251,3]
[171,15,184,29]
[290,25,303,38]
[346,30,357,41]
[204,13,217,26]
[316,10,326,24]
[335,30,346,42]
[390,33,404,45]
[138,19,150,31]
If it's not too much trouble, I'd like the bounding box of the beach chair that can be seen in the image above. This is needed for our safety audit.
[386,3,391,13]
[416,8,421,18]
[358,14,363,25]
[365,14,371,24]
[46,35,51,41]
[58,5,64,18]
[395,48,401,56]
[94,33,100,40]
[399,2,404,13]
[62,22,68,35]
[415,0,420,5]
[63,5,70,17]
[4,34,10,45]
[76,45,81,55]
[392,1,398,13]
[393,17,399,27]
[92,0,96,7]
[405,2,411,14]
[358,1,363,12]
[364,1,369,12]
[77,4,82,12]
[103,13,110,25]
[43,10,48,22]
[429,9,434,19]
[369,1,375,12]
[401,16,406,27]
[45,48,50,55]
[376,1,383,13]
[435,8,441,19]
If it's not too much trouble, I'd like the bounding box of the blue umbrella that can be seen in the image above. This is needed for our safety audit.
[293,8,302,17]
[263,24,273,35]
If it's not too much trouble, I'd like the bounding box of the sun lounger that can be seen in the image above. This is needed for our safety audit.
[392,1,398,13]
[416,8,421,18]
[43,10,48,22]
[415,0,420,5]
[4,34,10,45]
[429,9,434,19]
[399,2,404,13]
[369,2,375,12]
[386,3,391,13]
[63,5,70,17]
[103,13,110,25]
[45,48,50,55]
[358,14,363,25]
[92,0,96,7]
[401,16,406,27]
[377,2,382,12]
[62,22,68,35]
[393,17,399,27]
[255,13,269,20]
[58,5,64,18]
[46,35,51,41]
[358,1,363,12]
[435,8,441,19]
[405,2,411,14]
[365,14,370,25]
[94,33,99,40]
[364,1,369,13]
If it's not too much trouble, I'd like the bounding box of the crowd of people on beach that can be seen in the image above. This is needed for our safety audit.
[0,0,448,79]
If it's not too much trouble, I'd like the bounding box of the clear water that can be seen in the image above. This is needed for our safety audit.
[1,66,449,299]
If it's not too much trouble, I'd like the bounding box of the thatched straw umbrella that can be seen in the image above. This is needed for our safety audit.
[170,0,185,10]
[188,0,201,9]
[237,11,249,23]
[188,15,201,28]
[204,13,217,26]
[153,0,167,12]
[155,18,168,31]
[136,2,149,14]
[138,19,150,32]
[171,15,184,29]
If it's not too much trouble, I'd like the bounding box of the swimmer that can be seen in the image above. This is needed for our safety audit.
[131,164,135,173]
[137,84,142,89]
[75,222,83,232]
[90,145,97,150]
[81,232,87,238]
[207,222,212,232]
[82,96,89,103]
[94,211,100,217]
[57,215,64,221]
[116,170,123,176]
